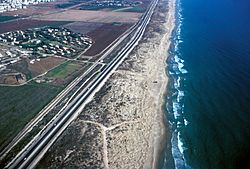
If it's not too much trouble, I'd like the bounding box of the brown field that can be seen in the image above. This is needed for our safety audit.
[0,74,24,85]
[84,23,133,56]
[1,75,17,84]
[63,22,104,34]
[28,57,66,77]
[0,19,69,34]
[34,10,142,23]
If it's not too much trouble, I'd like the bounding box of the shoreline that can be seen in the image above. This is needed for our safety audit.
[149,0,176,168]
[34,0,177,168]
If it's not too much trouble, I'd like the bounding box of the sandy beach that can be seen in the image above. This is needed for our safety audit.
[36,0,176,168]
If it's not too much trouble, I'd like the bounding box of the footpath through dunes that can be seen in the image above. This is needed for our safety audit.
[36,0,175,168]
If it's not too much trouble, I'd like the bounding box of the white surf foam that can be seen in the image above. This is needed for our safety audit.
[166,0,192,168]
[173,101,181,119]
[171,130,190,169]
[177,132,186,154]
[173,54,188,74]
[184,119,189,126]
[174,77,181,88]
[177,90,184,102]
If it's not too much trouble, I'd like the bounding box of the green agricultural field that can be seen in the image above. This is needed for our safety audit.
[0,15,19,22]
[117,6,145,12]
[44,61,92,87]
[46,61,83,79]
[127,6,145,12]
[0,82,62,151]
[0,61,91,151]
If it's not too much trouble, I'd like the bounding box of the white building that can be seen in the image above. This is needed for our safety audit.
[0,0,54,13]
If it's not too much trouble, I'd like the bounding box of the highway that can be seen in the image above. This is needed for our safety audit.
[0,0,154,160]
[0,4,138,161]
[5,0,158,168]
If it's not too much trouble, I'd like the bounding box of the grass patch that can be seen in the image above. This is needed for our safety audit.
[0,82,62,151]
[46,61,82,79]
[0,61,89,151]
[0,16,19,22]
[112,22,123,26]
[119,6,145,12]
[79,5,123,10]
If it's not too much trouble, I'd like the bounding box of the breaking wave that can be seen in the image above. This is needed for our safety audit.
[164,0,191,168]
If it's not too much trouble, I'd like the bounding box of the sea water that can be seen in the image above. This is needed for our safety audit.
[161,0,250,168]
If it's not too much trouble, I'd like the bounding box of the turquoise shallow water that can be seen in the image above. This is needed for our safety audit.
[160,0,250,168]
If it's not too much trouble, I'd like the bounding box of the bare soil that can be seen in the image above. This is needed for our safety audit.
[63,21,104,34]
[0,74,25,85]
[28,57,65,77]
[85,23,133,56]
[34,10,142,23]
[0,19,68,34]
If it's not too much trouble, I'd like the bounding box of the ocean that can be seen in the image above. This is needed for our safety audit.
[160,0,250,168]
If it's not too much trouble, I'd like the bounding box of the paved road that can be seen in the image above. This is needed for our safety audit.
[0,4,138,161]
[5,0,158,168]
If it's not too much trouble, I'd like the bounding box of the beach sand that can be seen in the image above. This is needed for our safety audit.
[36,0,175,168]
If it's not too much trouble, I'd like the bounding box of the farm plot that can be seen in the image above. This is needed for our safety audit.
[84,22,133,56]
[0,19,69,34]
[34,9,142,23]
[0,83,62,151]
[36,61,92,87]
[63,22,104,34]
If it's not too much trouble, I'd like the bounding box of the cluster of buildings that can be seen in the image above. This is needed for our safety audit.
[0,26,93,73]
[38,27,93,58]
[86,0,141,9]
[0,27,92,61]
[0,45,27,71]
[0,0,53,13]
